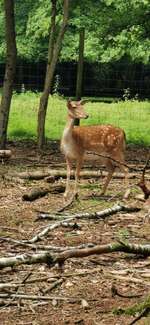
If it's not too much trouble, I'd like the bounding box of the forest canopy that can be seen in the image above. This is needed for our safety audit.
[0,0,150,63]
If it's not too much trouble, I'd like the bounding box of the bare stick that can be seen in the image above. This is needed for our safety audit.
[43,278,64,294]
[28,217,75,243]
[0,293,82,302]
[0,236,94,252]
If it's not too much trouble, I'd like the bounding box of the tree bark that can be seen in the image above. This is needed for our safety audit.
[37,0,69,149]
[74,28,85,126]
[0,0,17,149]
[76,28,85,101]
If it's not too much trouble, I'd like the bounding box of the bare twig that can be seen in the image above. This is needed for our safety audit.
[43,278,64,294]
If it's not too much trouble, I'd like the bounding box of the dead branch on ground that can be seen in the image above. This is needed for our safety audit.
[22,184,65,201]
[0,150,11,159]
[0,242,150,270]
[36,203,140,222]
[29,203,140,243]
[0,236,94,252]
[28,217,75,243]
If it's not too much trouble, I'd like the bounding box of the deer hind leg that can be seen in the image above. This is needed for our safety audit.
[101,161,115,195]
[64,157,72,199]
[74,157,84,196]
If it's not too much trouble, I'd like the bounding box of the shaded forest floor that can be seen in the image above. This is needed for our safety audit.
[0,140,150,325]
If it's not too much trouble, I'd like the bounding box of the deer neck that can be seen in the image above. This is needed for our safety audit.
[62,116,75,141]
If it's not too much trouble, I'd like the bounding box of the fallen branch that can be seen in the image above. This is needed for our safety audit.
[0,292,80,302]
[22,184,65,201]
[36,203,141,222]
[0,236,94,252]
[43,278,64,294]
[28,217,75,243]
[0,242,150,270]
[0,299,25,307]
[30,204,140,243]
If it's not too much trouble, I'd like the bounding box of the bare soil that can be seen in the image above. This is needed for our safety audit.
[0,140,150,325]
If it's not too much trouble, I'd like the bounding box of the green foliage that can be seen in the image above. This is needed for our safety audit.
[6,93,150,146]
[0,0,150,63]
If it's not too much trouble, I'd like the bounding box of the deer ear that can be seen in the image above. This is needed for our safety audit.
[79,99,87,105]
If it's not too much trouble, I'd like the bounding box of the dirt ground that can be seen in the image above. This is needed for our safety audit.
[0,140,150,325]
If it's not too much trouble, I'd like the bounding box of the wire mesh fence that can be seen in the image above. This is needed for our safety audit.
[0,61,150,99]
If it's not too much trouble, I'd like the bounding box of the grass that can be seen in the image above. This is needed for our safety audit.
[113,295,150,317]
[6,91,150,146]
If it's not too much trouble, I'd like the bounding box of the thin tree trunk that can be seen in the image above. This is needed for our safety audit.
[74,28,85,126]
[0,0,17,149]
[76,28,85,101]
[37,0,69,149]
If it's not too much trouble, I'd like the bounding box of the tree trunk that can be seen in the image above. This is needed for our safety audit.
[0,0,17,149]
[74,28,85,126]
[37,0,69,149]
[76,28,85,101]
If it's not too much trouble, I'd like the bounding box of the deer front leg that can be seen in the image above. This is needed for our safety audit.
[74,157,83,197]
[64,157,72,200]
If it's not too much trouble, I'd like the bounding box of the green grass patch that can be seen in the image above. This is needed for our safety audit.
[113,295,150,316]
[6,92,150,146]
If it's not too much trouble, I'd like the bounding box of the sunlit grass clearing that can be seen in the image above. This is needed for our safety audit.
[6,92,150,146]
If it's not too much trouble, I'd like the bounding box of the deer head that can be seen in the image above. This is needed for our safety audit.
[67,100,89,120]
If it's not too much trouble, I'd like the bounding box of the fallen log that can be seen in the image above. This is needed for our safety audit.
[22,184,65,201]
[7,169,144,180]
[22,188,50,201]
[0,242,149,269]
[0,150,11,159]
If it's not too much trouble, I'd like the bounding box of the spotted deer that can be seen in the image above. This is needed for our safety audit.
[60,99,129,199]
